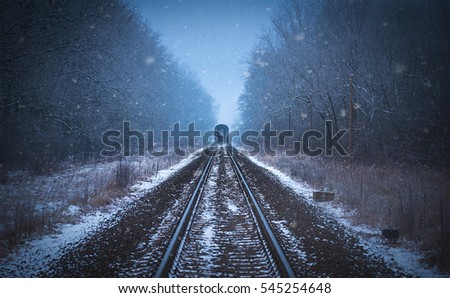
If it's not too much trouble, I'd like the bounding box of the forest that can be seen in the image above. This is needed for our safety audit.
[1,0,216,170]
[239,0,450,165]
[238,0,450,272]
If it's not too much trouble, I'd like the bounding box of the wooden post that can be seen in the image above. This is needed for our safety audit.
[309,103,313,130]
[288,107,291,130]
[348,74,354,156]
[313,191,335,202]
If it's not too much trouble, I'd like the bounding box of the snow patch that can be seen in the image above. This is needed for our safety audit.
[63,205,81,216]
[247,156,315,199]
[131,153,200,195]
[226,200,238,213]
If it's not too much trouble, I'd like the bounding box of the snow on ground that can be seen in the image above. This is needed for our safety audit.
[1,208,125,277]
[130,152,200,195]
[2,161,118,209]
[272,219,308,262]
[0,152,200,277]
[248,156,447,278]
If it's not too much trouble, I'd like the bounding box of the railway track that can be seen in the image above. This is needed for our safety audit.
[155,146,295,277]
[4,144,401,277]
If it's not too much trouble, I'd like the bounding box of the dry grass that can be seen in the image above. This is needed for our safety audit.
[0,153,181,252]
[259,153,450,273]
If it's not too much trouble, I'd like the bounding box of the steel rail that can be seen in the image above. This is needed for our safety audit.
[154,149,216,277]
[155,146,295,277]
[227,146,296,278]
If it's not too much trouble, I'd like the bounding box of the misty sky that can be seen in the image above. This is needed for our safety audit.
[129,0,281,126]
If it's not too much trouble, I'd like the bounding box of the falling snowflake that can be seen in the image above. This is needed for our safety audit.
[294,33,305,42]
[145,56,155,65]
[255,57,268,68]
[393,62,407,74]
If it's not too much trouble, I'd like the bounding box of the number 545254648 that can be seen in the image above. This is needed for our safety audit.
[260,283,331,294]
